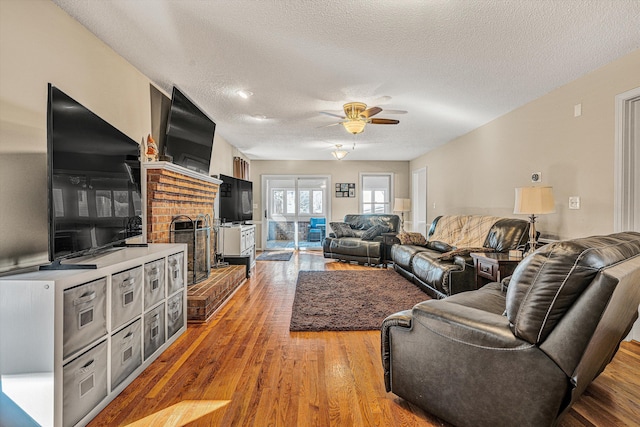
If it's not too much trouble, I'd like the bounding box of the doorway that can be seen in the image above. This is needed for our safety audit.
[614,86,640,341]
[262,175,330,251]
[412,167,427,234]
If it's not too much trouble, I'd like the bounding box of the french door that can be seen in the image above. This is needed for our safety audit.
[262,175,330,250]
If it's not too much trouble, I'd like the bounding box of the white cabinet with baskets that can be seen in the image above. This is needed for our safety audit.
[0,244,187,427]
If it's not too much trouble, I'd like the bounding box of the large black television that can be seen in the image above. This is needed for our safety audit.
[45,84,143,266]
[164,86,216,175]
[219,174,253,224]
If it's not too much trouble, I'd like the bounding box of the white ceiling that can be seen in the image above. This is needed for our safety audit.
[52,0,640,161]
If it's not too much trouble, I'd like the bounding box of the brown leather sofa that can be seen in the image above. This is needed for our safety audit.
[323,214,400,266]
[392,215,530,298]
[382,231,640,427]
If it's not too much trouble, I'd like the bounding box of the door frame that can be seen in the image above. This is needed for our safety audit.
[614,86,640,342]
[411,167,427,234]
[261,174,331,250]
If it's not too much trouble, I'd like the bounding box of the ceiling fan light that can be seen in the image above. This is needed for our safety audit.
[236,89,253,99]
[342,120,366,134]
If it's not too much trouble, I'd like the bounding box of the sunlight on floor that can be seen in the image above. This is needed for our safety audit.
[124,400,230,426]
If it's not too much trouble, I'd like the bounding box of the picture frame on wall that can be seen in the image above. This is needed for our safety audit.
[335,182,356,198]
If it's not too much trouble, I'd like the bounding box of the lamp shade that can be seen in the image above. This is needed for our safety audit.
[393,198,411,212]
[514,186,555,214]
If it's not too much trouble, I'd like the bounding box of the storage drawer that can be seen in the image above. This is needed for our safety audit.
[111,266,143,330]
[144,258,165,309]
[111,319,142,391]
[144,304,165,360]
[167,292,184,339]
[63,278,107,359]
[63,340,108,427]
[167,252,185,294]
[477,259,498,281]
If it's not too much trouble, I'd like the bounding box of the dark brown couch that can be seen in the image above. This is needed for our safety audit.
[392,215,530,298]
[322,214,400,266]
[382,231,640,427]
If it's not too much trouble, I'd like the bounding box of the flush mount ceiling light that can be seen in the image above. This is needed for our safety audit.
[251,114,267,120]
[236,89,253,99]
[331,144,348,160]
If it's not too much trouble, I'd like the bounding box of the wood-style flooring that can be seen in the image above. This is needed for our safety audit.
[88,251,640,426]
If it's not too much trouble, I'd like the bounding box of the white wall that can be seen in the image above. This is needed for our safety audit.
[410,49,640,240]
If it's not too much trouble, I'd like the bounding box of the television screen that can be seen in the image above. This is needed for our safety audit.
[47,85,143,262]
[164,87,216,175]
[219,174,253,223]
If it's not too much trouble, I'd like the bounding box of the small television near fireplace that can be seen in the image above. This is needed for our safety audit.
[45,84,143,267]
[219,174,253,224]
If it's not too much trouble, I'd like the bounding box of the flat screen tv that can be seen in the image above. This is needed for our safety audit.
[45,84,143,266]
[164,86,216,175]
[219,174,253,224]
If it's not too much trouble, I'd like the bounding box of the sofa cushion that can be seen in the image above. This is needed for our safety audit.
[397,232,427,245]
[428,215,468,245]
[412,251,463,295]
[426,240,453,252]
[506,232,640,344]
[391,244,431,270]
[330,222,355,238]
[361,224,390,241]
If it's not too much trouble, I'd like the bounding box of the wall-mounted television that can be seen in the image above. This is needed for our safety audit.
[164,86,216,175]
[45,84,143,266]
[219,174,253,224]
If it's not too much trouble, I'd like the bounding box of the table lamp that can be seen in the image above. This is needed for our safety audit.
[393,198,411,232]
[514,186,555,255]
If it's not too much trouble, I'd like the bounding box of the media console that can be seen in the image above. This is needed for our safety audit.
[0,244,187,427]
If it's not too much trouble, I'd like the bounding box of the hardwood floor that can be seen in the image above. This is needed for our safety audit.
[88,252,640,427]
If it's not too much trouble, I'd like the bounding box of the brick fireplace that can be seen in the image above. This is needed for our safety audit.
[143,162,220,257]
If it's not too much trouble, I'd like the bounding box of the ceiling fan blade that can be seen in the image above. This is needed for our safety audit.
[381,109,408,115]
[319,111,346,119]
[317,122,342,128]
[360,106,382,119]
[370,118,400,125]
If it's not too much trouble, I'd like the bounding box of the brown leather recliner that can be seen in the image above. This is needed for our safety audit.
[381,232,640,427]
[323,214,400,266]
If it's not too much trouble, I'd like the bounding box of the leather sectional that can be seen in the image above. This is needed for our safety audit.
[391,215,530,298]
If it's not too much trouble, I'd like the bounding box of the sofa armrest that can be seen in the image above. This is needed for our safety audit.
[411,300,525,348]
[381,310,413,391]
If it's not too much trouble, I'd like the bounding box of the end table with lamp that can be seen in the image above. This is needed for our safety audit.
[393,198,411,232]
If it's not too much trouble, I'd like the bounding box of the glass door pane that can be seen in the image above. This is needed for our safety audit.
[265,177,297,250]
[297,177,328,250]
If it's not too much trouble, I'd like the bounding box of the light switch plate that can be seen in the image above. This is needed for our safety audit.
[569,196,580,210]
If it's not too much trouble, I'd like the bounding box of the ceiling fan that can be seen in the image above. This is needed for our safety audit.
[320,102,402,134]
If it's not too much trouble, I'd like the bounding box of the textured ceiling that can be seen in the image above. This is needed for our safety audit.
[52,0,640,161]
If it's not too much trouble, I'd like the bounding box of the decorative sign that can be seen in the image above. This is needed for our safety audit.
[335,183,355,198]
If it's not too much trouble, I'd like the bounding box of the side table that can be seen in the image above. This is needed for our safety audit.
[470,252,523,289]
[381,232,400,266]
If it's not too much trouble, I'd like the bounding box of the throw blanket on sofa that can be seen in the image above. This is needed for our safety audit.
[429,215,501,248]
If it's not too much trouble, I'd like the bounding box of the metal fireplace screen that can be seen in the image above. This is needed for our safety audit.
[170,214,211,285]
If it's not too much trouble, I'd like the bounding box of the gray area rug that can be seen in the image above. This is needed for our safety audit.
[290,270,429,332]
[256,251,293,261]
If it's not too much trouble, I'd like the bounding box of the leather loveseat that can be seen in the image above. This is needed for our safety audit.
[323,214,400,266]
[392,215,529,299]
[381,231,640,427]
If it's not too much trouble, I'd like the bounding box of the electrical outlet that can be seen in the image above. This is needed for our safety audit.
[569,196,580,210]
[531,172,542,183]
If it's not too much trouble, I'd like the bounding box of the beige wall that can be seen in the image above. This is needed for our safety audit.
[0,0,242,272]
[410,49,640,241]
[250,160,410,248]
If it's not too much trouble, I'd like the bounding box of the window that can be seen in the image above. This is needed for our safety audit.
[361,173,392,214]
[271,188,324,215]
